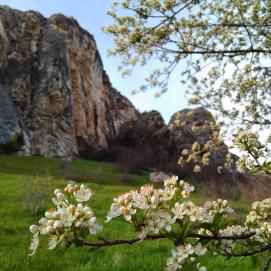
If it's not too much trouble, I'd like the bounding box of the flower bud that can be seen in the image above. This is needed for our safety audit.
[75,221,82,228]
[54,189,62,195]
[83,206,92,213]
[56,193,65,201]
[182,191,190,198]
[68,187,74,194]
[45,211,53,219]
[39,217,47,225]
[222,200,228,207]
[29,224,39,234]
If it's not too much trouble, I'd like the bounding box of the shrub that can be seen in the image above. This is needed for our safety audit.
[0,134,24,154]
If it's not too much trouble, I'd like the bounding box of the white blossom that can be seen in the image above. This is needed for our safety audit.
[29,183,101,255]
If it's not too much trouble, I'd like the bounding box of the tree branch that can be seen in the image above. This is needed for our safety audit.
[156,47,271,56]
[228,243,271,257]
[81,231,256,249]
[82,235,165,248]
[187,231,255,240]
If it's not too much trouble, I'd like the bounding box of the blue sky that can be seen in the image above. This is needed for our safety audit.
[0,0,190,122]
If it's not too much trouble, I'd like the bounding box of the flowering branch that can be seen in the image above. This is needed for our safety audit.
[29,176,271,271]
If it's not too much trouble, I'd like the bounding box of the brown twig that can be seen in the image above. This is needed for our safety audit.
[228,243,271,257]
[82,235,165,248]
[187,231,255,240]
[81,231,256,249]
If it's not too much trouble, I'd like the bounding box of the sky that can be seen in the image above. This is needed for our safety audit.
[0,0,190,123]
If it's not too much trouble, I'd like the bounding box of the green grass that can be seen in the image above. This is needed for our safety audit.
[0,154,148,185]
[0,154,261,270]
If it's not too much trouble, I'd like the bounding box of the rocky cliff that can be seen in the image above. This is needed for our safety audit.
[0,5,137,158]
[0,5,234,168]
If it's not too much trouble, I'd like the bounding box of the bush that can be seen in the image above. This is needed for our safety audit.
[0,134,24,154]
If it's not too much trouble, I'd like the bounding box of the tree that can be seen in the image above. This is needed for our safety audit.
[104,0,271,174]
[104,0,271,128]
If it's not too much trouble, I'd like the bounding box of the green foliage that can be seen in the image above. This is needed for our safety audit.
[0,137,23,154]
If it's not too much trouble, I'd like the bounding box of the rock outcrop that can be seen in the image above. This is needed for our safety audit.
[169,107,236,168]
[111,107,234,173]
[0,5,137,158]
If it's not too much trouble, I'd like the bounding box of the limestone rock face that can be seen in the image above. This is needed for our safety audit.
[0,6,137,158]
[169,107,232,167]
[169,107,215,146]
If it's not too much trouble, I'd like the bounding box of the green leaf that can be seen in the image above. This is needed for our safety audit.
[213,212,224,229]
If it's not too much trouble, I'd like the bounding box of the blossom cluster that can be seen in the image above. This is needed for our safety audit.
[166,243,207,271]
[106,176,195,238]
[172,201,212,223]
[203,199,234,217]
[29,183,102,255]
[232,129,263,153]
[245,198,271,242]
[106,176,236,270]
[232,129,270,174]
[218,225,250,253]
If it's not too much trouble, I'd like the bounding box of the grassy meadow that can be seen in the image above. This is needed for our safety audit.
[0,154,261,270]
